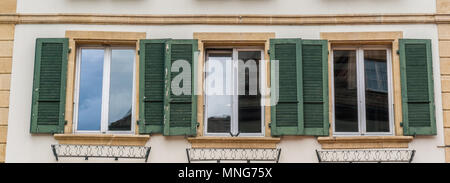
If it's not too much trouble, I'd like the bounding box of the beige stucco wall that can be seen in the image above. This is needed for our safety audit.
[0,0,16,163]
[437,0,450,163]
[16,0,435,14]
[5,24,445,163]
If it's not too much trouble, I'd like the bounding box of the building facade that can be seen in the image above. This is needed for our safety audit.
[0,0,450,163]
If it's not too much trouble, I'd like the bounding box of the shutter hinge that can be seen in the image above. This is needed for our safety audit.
[136,120,140,125]
[269,122,272,128]
[396,50,400,55]
[267,50,270,55]
[68,48,71,54]
[197,122,200,127]
[64,120,67,125]
[138,50,140,55]
[400,122,403,127]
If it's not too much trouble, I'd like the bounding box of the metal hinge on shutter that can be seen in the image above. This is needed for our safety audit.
[68,48,71,54]
[397,50,400,55]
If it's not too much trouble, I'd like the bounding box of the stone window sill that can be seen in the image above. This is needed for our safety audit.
[317,136,413,149]
[53,134,150,146]
[187,137,281,149]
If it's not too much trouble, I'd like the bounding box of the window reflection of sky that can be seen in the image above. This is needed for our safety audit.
[206,57,232,119]
[108,50,134,131]
[77,49,104,131]
[364,59,388,93]
[206,55,233,133]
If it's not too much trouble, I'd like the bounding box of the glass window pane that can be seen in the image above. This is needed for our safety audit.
[364,50,390,132]
[108,49,135,131]
[334,50,359,132]
[238,51,261,133]
[206,52,232,133]
[77,49,104,131]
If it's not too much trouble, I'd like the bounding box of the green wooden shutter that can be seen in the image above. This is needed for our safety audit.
[139,39,168,134]
[399,39,436,135]
[30,38,68,134]
[270,38,303,136]
[302,40,329,136]
[163,39,198,136]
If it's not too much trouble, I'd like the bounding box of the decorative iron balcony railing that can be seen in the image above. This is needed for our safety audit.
[51,144,151,162]
[186,148,281,163]
[316,149,415,163]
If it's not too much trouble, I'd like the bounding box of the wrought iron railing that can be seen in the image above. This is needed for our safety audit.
[186,148,281,163]
[51,144,151,162]
[316,149,415,163]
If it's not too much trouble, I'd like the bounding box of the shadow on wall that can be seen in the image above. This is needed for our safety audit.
[68,0,145,2]
[65,0,406,5]
[67,0,276,1]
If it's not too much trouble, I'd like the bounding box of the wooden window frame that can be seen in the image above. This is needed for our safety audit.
[193,32,275,137]
[318,32,414,149]
[203,48,266,137]
[331,45,395,136]
[54,31,149,146]
[73,45,137,134]
[188,32,280,149]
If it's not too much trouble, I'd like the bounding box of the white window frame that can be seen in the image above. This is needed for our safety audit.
[73,45,136,134]
[331,45,394,136]
[203,47,265,137]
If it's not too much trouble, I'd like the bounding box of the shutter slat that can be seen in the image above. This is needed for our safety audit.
[400,39,436,135]
[270,39,329,136]
[139,40,167,134]
[270,38,303,136]
[302,40,329,135]
[163,40,198,136]
[30,38,68,134]
[276,43,298,103]
[275,42,298,128]
[169,43,193,127]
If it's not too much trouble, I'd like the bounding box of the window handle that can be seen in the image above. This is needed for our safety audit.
[229,131,240,137]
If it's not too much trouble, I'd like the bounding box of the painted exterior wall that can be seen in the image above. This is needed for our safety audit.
[437,0,450,162]
[0,0,16,163]
[17,0,435,14]
[5,23,445,163]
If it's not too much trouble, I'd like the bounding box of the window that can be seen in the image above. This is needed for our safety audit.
[332,45,393,136]
[204,48,265,136]
[74,46,136,133]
